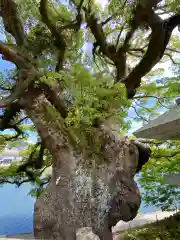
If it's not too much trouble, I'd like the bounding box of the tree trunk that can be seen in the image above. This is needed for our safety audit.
[21,88,142,240]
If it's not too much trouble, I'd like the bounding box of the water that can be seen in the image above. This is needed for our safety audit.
[0,184,35,235]
[0,183,157,236]
[0,215,33,235]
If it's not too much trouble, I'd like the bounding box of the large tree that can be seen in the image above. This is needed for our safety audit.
[0,0,180,239]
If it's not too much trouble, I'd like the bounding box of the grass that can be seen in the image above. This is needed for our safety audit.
[119,212,180,240]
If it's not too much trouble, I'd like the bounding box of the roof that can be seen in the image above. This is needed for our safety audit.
[0,150,20,157]
[133,104,180,140]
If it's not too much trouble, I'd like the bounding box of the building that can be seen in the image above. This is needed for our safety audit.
[0,150,22,165]
[133,98,180,140]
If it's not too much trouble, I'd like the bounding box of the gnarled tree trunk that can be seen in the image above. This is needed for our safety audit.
[20,88,146,240]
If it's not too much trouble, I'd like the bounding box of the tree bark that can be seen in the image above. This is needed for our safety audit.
[21,89,142,240]
[20,87,77,239]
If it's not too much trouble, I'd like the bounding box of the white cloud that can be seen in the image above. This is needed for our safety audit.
[94,0,108,8]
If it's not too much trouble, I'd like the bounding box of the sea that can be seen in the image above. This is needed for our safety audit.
[0,183,157,236]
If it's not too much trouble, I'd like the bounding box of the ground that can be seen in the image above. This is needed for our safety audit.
[120,212,180,240]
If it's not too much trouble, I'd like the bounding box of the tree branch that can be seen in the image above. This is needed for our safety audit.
[102,0,128,26]
[0,172,51,187]
[1,116,29,141]
[62,0,84,32]
[115,23,126,49]
[0,69,37,108]
[17,141,46,179]
[128,48,145,53]
[131,105,148,122]
[128,51,142,58]
[123,12,180,98]
[85,9,108,56]
[164,53,180,65]
[0,85,11,91]
[138,139,168,146]
[167,48,180,54]
[0,0,25,46]
[152,151,180,158]
[16,116,28,125]
[134,95,173,109]
[39,0,66,71]
[2,132,24,141]
[0,102,25,140]
[0,42,30,69]
[85,3,164,92]
[133,95,171,100]
[0,178,31,186]
[102,16,113,26]
[40,82,68,118]
[134,100,152,112]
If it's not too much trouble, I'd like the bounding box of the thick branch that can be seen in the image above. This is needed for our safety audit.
[86,4,152,86]
[85,10,108,56]
[40,82,68,118]
[123,11,164,98]
[39,0,58,33]
[123,13,180,98]
[39,0,66,70]
[0,0,25,46]
[0,67,37,108]
[85,1,179,99]
[55,0,84,71]
[0,42,30,68]
[0,102,21,128]
[86,11,127,80]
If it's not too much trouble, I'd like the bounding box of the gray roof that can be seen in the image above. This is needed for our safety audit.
[133,105,180,140]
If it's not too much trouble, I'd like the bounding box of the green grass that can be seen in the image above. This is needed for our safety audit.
[122,212,180,240]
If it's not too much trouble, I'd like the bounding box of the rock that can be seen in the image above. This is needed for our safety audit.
[76,227,100,240]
